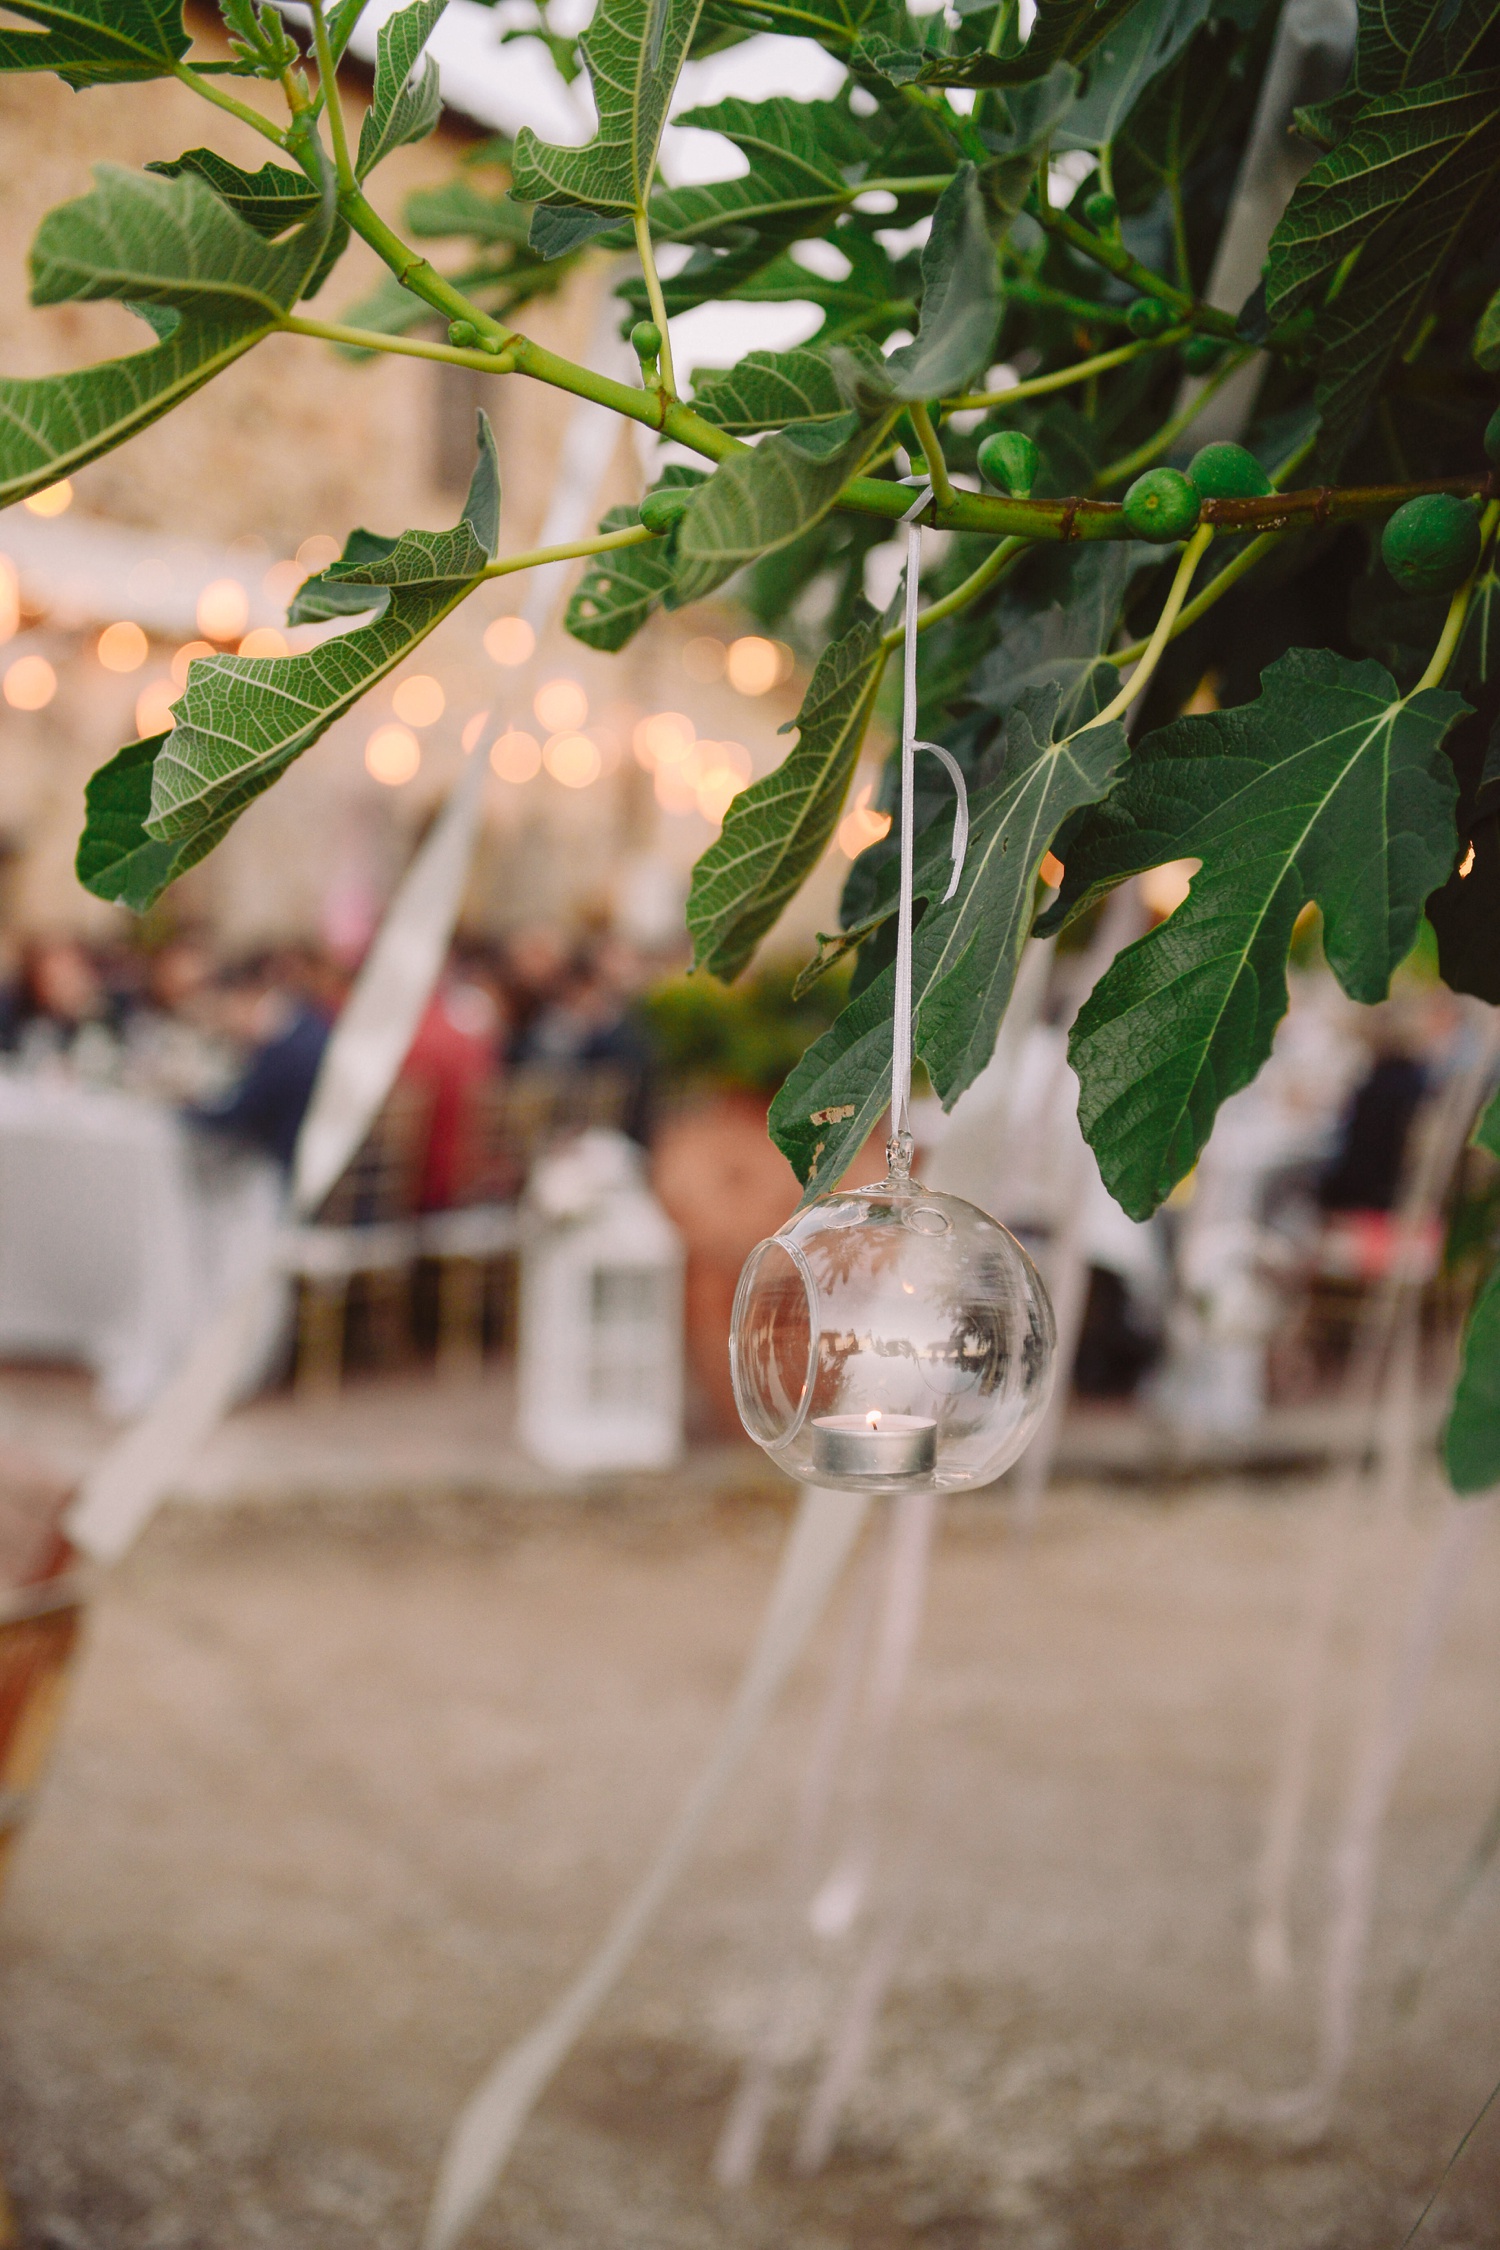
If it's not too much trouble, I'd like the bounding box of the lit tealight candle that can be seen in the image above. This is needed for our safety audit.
[810,1407,936,1479]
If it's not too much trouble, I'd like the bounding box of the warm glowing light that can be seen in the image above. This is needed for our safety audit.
[262,559,304,608]
[237,626,288,660]
[865,1409,881,1429]
[136,677,178,734]
[1459,842,1476,878]
[836,782,892,859]
[0,558,20,647]
[490,727,541,783]
[365,723,420,786]
[3,655,55,711]
[1039,851,1064,888]
[726,635,782,695]
[392,673,445,727]
[681,635,726,684]
[23,479,71,518]
[97,620,149,673]
[197,577,249,641]
[697,770,742,823]
[709,738,752,784]
[654,763,699,814]
[1140,858,1199,919]
[543,731,600,788]
[171,639,215,687]
[460,708,491,753]
[534,676,587,733]
[633,710,694,769]
[484,615,535,668]
[295,534,341,572]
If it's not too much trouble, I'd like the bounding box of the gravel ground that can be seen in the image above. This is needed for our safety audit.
[1,1469,1498,2250]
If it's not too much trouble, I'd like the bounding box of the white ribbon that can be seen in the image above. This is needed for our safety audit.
[890,478,969,1149]
[65,742,491,1565]
[421,1488,871,2250]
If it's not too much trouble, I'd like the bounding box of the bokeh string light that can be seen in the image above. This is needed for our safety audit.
[392,674,446,728]
[484,616,534,667]
[365,723,421,786]
[22,479,70,519]
[534,677,587,733]
[490,727,541,783]
[196,578,249,642]
[542,731,600,788]
[97,621,149,674]
[136,678,178,735]
[3,656,56,711]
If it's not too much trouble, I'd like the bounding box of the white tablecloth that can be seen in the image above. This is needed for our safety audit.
[0,1077,285,1413]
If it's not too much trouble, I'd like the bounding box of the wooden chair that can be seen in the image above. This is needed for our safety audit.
[281,1081,432,1394]
[418,1065,631,1374]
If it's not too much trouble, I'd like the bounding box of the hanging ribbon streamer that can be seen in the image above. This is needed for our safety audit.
[890,478,969,1149]
[421,1489,872,2250]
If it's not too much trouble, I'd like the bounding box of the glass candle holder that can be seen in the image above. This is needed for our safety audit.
[730,1140,1056,1493]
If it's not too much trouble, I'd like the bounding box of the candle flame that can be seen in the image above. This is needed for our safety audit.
[865,1409,882,1430]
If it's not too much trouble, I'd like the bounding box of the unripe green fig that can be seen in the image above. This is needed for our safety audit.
[1126,296,1175,338]
[977,429,1040,498]
[447,319,478,348]
[1187,442,1272,500]
[1181,333,1227,373]
[630,319,663,364]
[1122,466,1201,542]
[1082,190,1117,232]
[1485,404,1500,470]
[639,486,691,536]
[1381,494,1482,595]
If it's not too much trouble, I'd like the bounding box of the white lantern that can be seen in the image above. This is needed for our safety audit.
[518,1130,684,1473]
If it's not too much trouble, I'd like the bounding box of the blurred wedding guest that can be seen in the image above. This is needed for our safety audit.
[401,950,507,1209]
[515,936,655,1142]
[121,928,228,1102]
[187,953,331,1171]
[500,924,568,1060]
[1319,1038,1428,1214]
[3,937,119,1065]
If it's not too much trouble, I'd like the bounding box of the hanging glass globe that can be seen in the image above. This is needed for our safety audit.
[730,1138,1056,1493]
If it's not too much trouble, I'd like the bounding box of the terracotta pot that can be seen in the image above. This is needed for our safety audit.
[651,1091,887,1436]
[0,1449,86,1898]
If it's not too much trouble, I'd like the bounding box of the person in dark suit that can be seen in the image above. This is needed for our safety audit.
[188,953,332,1171]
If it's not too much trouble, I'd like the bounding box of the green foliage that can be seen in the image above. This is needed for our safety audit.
[673,407,895,605]
[770,692,1127,1191]
[0,165,331,508]
[691,339,885,435]
[219,0,298,79]
[688,607,889,981]
[0,0,188,87]
[565,466,705,649]
[1048,651,1464,1217]
[643,959,852,1093]
[1266,54,1500,462]
[357,0,448,179]
[644,96,869,243]
[672,165,996,601]
[0,0,1493,1493]
[77,420,500,909]
[1445,1088,1500,1492]
[511,0,706,214]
